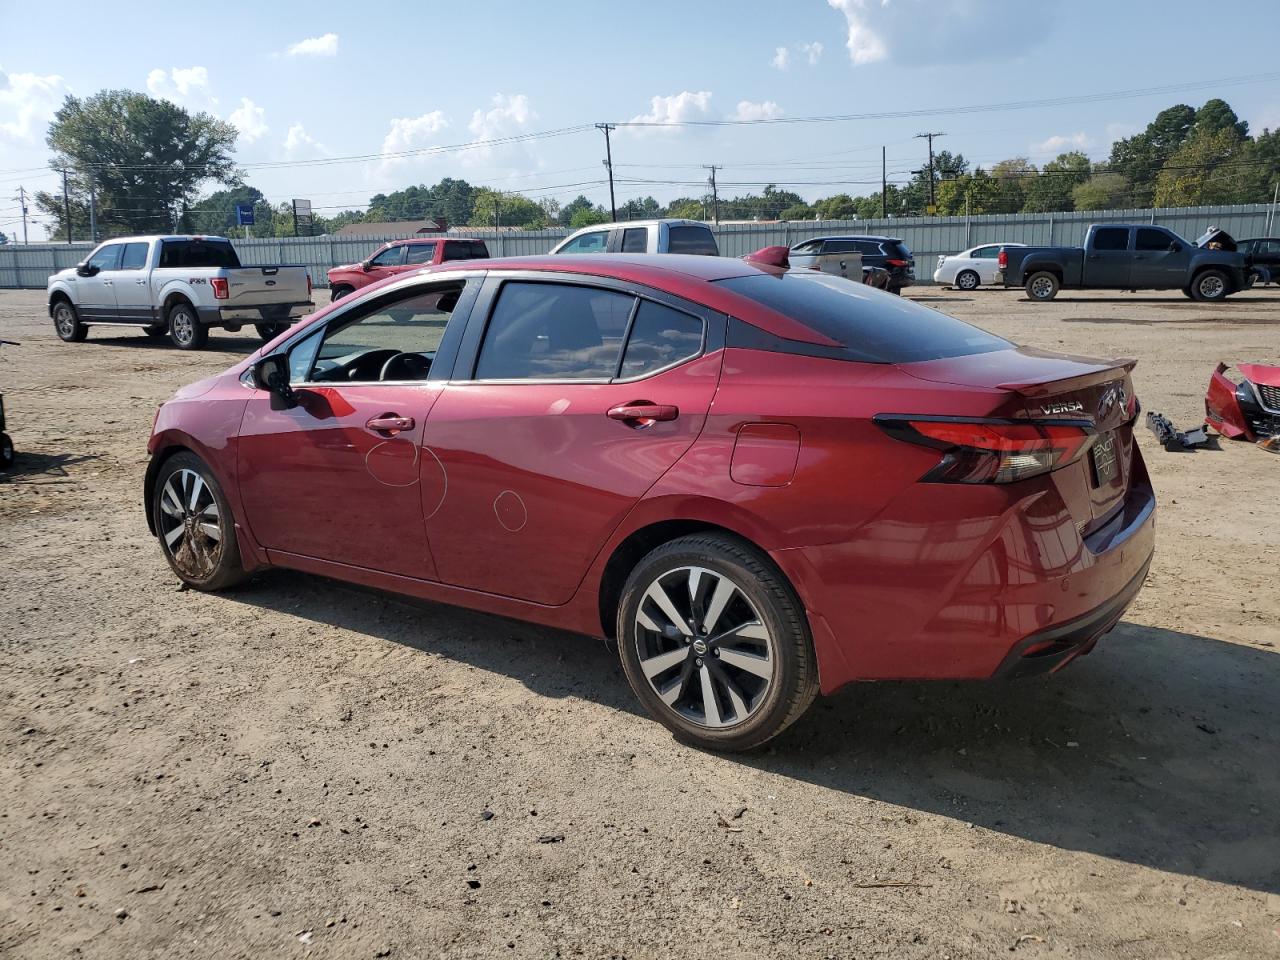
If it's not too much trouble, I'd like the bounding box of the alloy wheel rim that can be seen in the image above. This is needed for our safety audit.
[633,565,775,729]
[55,305,74,336]
[158,468,223,578]
[1200,275,1224,298]
[173,311,194,343]
[1031,277,1053,298]
[959,272,978,290]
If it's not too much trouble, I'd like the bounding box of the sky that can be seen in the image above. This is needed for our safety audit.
[2,0,1279,239]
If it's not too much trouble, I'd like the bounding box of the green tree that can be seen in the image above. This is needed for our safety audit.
[1193,98,1249,139]
[1109,104,1196,206]
[987,158,1035,213]
[470,189,548,228]
[1072,173,1129,210]
[569,205,609,229]
[0,229,8,244]
[366,178,476,227]
[779,203,815,220]
[815,193,859,219]
[1154,125,1258,207]
[936,168,999,216]
[185,185,276,237]
[1021,152,1091,212]
[35,89,238,239]
[665,196,707,219]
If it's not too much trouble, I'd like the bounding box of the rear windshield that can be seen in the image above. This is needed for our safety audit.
[159,239,241,269]
[881,240,912,259]
[667,224,719,256]
[717,272,1009,363]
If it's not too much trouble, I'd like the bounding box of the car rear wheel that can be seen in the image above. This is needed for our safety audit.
[1025,271,1060,301]
[168,302,208,350]
[152,451,245,591]
[617,533,818,752]
[255,322,289,342]
[52,300,86,342]
[330,285,354,303]
[1192,269,1230,301]
[955,269,980,291]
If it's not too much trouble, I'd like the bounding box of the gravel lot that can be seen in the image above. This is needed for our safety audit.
[1,284,1278,959]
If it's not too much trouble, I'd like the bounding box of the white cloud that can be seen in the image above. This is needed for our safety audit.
[228,97,267,142]
[283,122,326,157]
[733,100,783,122]
[0,68,67,143]
[1034,132,1091,154]
[771,46,791,70]
[381,111,449,160]
[827,0,1049,66]
[146,66,217,110]
[286,33,339,57]
[629,91,712,132]
[468,93,535,141]
[801,41,824,65]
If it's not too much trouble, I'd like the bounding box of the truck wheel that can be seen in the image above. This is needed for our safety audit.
[1181,286,1195,300]
[255,323,288,342]
[1192,269,1229,302]
[52,300,87,342]
[1025,271,1060,301]
[330,285,354,303]
[144,323,168,339]
[955,269,980,291]
[168,302,208,350]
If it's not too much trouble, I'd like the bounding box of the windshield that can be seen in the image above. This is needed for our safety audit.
[717,271,1009,363]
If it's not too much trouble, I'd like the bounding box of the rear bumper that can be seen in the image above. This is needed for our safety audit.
[197,303,313,326]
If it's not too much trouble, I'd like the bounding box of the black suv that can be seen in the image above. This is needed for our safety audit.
[1238,237,1280,286]
[790,235,916,294]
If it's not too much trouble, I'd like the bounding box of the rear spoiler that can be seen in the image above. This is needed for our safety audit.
[997,358,1137,398]
[742,245,791,269]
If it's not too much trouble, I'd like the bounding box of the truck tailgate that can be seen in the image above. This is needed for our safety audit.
[224,267,310,306]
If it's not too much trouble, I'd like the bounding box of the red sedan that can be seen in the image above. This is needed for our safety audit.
[145,253,1155,750]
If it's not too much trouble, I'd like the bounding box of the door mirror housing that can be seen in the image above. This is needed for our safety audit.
[253,354,296,410]
[361,260,373,272]
[75,263,97,277]
[1169,241,1182,252]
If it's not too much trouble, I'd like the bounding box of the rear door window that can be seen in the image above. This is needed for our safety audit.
[475,281,634,380]
[970,246,998,259]
[1092,227,1130,251]
[791,239,821,255]
[621,228,649,253]
[159,239,240,268]
[822,239,859,254]
[667,224,718,255]
[469,241,490,258]
[119,242,149,270]
[442,240,482,262]
[405,243,438,264]
[717,271,1009,363]
[619,301,705,378]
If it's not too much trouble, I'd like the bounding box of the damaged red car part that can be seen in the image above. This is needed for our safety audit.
[1205,361,1280,440]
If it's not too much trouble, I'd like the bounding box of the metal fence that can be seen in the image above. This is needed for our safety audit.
[2,203,1275,290]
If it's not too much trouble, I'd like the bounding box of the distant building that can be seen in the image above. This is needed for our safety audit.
[335,218,447,237]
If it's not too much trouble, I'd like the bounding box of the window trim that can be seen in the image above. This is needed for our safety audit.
[558,229,610,254]
[367,243,407,267]
[117,241,150,271]
[453,272,720,387]
[87,243,123,271]
[403,242,439,265]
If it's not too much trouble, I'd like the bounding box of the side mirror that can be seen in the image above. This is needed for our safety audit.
[75,263,95,277]
[1169,241,1182,252]
[361,260,373,272]
[252,354,296,410]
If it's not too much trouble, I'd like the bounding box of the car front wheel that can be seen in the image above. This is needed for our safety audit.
[1192,269,1230,301]
[152,451,246,591]
[617,533,818,752]
[52,300,86,342]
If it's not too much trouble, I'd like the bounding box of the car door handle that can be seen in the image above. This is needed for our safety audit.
[365,414,415,434]
[1087,254,1102,260]
[135,279,147,284]
[607,402,679,426]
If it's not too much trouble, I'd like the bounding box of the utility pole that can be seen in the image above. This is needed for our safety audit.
[881,146,887,219]
[494,193,501,229]
[703,164,721,225]
[87,169,98,244]
[596,123,617,221]
[915,132,945,212]
[61,168,72,245]
[16,187,29,244]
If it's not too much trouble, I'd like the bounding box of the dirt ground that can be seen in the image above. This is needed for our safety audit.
[1,284,1278,960]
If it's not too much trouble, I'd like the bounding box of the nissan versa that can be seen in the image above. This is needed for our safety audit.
[145,253,1156,751]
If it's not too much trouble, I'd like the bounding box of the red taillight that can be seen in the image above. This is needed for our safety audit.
[998,249,1008,268]
[210,277,229,300]
[885,258,908,268]
[877,418,1096,484]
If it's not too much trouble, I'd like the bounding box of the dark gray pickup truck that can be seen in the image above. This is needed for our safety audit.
[997,224,1249,302]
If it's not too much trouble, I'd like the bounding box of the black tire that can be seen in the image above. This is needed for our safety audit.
[144,323,168,339]
[1191,269,1230,302]
[330,285,354,303]
[955,269,980,291]
[887,285,902,296]
[167,301,208,350]
[254,322,289,342]
[1181,286,1195,300]
[51,299,87,342]
[1025,271,1060,301]
[0,432,13,470]
[616,533,818,752]
[151,451,245,591]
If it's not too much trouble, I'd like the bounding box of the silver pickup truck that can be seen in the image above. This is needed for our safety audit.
[47,235,313,349]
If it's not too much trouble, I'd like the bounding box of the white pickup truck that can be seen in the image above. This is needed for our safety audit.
[47,235,313,350]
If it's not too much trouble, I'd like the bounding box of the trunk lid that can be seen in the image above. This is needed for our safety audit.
[224,266,311,307]
[900,346,1139,525]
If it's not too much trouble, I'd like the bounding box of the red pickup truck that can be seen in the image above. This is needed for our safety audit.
[327,237,489,301]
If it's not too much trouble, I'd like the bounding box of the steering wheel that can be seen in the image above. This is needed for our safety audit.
[380,352,431,381]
